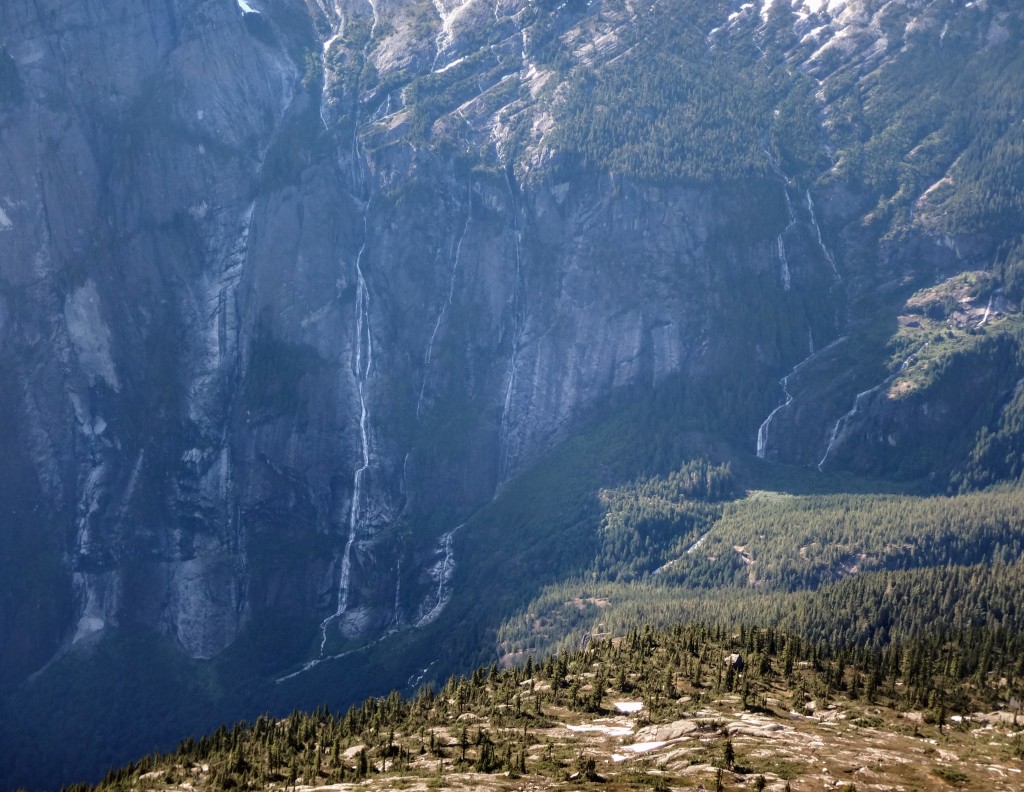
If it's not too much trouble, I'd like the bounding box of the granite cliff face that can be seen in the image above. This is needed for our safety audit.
[0,0,1021,718]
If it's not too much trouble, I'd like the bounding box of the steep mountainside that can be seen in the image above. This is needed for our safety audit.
[2,0,1024,787]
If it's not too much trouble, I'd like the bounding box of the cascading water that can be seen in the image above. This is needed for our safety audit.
[417,181,472,418]
[777,237,792,291]
[979,295,993,327]
[762,145,797,291]
[806,188,841,282]
[283,0,385,676]
[333,223,373,626]
[499,169,525,482]
[756,336,848,461]
[415,526,460,628]
[818,343,928,472]
[317,2,343,131]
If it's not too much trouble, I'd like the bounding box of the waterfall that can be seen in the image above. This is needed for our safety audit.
[806,188,841,281]
[762,145,797,291]
[415,526,460,627]
[777,236,791,291]
[978,295,993,327]
[317,1,344,131]
[499,169,525,481]
[756,377,794,460]
[293,0,383,672]
[818,343,927,471]
[756,336,848,461]
[334,221,373,622]
[391,557,402,629]
[418,181,472,418]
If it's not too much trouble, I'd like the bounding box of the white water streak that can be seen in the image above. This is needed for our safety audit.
[392,557,402,627]
[978,295,993,327]
[757,336,849,460]
[418,182,472,418]
[777,236,791,291]
[306,3,380,668]
[806,188,841,281]
[336,221,373,620]
[763,146,797,291]
[408,660,437,690]
[818,343,927,471]
[499,170,525,481]
[415,526,460,627]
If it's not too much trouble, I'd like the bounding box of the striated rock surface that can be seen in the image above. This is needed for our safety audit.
[0,0,1021,720]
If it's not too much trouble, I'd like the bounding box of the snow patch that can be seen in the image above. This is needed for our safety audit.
[236,0,259,14]
[615,701,644,714]
[622,740,667,754]
[566,723,635,737]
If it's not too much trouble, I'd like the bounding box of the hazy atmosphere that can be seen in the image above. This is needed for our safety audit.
[1,0,1023,789]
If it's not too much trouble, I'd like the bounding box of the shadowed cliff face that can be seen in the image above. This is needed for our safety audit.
[0,0,311,675]
[0,0,1020,694]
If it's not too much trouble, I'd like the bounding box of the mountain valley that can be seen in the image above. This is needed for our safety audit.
[2,0,1024,787]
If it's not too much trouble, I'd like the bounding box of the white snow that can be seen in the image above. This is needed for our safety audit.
[566,723,635,737]
[622,741,667,754]
[236,0,258,14]
[800,0,849,16]
[615,701,644,714]
[613,741,667,759]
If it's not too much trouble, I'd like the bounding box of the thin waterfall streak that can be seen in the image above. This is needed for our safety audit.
[807,188,841,281]
[415,526,461,627]
[979,295,993,327]
[436,534,452,606]
[418,182,472,418]
[284,0,384,679]
[499,170,524,480]
[756,336,849,460]
[777,236,791,291]
[818,343,927,471]
[328,1,376,647]
[392,557,401,627]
